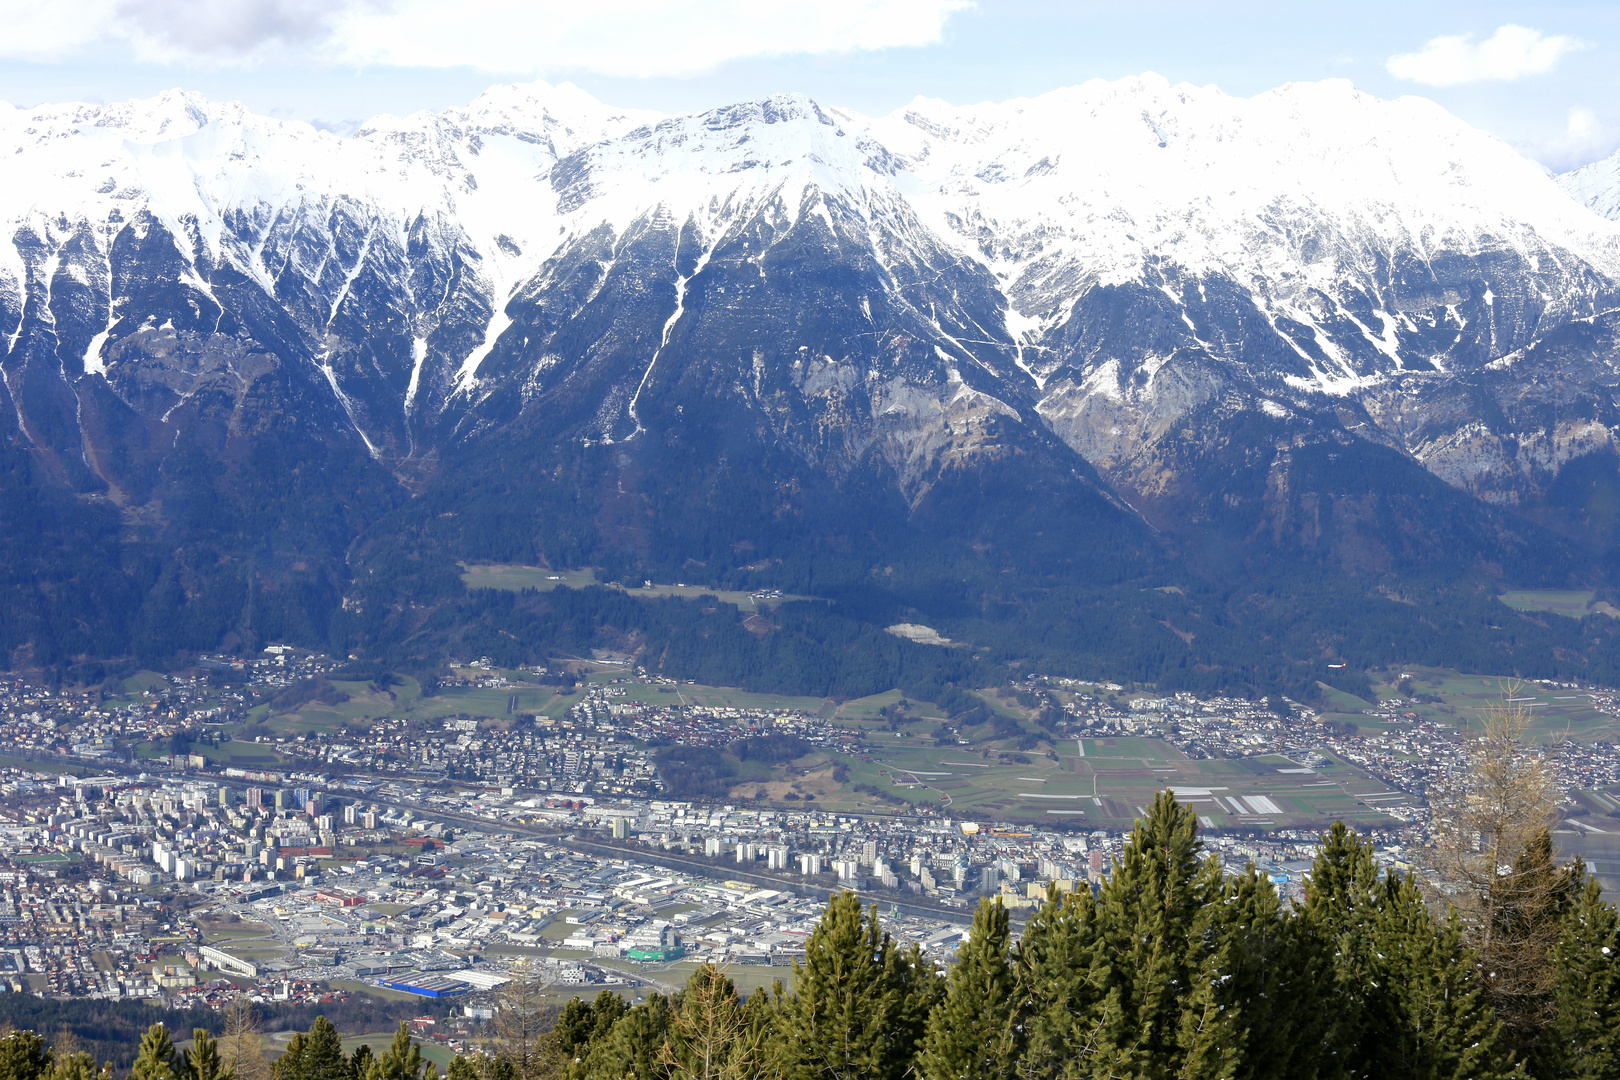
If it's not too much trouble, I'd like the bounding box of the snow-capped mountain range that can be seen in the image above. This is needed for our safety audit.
[8,75,1620,508]
[10,74,1620,670]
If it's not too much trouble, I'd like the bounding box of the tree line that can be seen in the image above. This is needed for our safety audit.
[2,795,1615,1080]
[468,796,1617,1080]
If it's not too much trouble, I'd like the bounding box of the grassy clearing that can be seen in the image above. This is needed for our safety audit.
[682,686,830,712]
[339,1037,455,1069]
[198,924,274,941]
[611,960,783,997]
[195,741,286,766]
[1497,589,1602,617]
[0,755,93,776]
[833,690,905,720]
[459,564,820,612]
[1313,683,1375,712]
[459,565,601,591]
[255,676,580,732]
[325,979,423,1003]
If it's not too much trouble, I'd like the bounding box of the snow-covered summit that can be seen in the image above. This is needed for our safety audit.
[1558,149,1620,222]
[8,74,1620,506]
[872,74,1620,298]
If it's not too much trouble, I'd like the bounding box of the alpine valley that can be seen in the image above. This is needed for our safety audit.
[11,74,1620,702]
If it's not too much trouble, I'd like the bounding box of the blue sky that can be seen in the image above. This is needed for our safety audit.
[2,0,1618,171]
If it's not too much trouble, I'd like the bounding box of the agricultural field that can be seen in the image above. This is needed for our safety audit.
[459,563,819,612]
[1358,666,1620,744]
[854,736,1409,830]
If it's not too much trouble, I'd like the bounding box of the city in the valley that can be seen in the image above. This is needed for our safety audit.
[1,644,1618,1038]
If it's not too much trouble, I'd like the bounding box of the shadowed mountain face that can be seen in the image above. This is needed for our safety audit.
[6,79,1620,692]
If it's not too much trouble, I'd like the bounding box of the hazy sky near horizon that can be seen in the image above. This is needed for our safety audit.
[1,0,1619,171]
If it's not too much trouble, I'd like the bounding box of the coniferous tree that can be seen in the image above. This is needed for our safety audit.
[1013,883,1102,1080]
[348,1048,374,1080]
[275,1020,347,1080]
[661,965,767,1080]
[1428,692,1576,1056]
[1080,791,1239,1080]
[572,995,670,1080]
[1303,822,1386,1080]
[223,998,268,1080]
[918,898,1019,1080]
[180,1029,232,1080]
[42,1050,108,1080]
[446,1058,512,1080]
[551,994,626,1065]
[1366,874,1516,1080]
[1484,828,1585,1060]
[0,1031,49,1080]
[498,963,558,1080]
[130,1026,181,1080]
[774,891,938,1080]
[1538,877,1620,1080]
[1212,864,1333,1080]
[369,1024,432,1080]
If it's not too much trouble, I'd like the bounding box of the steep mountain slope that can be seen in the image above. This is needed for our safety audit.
[4,76,1620,691]
[875,79,1620,522]
[1560,151,1620,222]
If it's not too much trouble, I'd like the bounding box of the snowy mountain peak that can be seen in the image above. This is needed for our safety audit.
[7,74,1620,535]
[1559,149,1620,221]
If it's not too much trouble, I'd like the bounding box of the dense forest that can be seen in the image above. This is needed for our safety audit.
[17,397,1620,713]
[0,994,452,1070]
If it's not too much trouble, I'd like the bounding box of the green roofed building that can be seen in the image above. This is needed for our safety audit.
[626,945,686,962]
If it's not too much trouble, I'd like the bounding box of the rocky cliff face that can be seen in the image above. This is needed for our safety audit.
[6,76,1620,666]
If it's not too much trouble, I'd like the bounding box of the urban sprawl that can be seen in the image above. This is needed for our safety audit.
[0,648,1617,1020]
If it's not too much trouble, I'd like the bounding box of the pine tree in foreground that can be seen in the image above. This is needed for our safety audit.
[1365,874,1516,1080]
[369,1023,433,1080]
[130,1026,180,1080]
[917,897,1019,1080]
[1539,876,1620,1080]
[0,1031,50,1080]
[1078,790,1239,1080]
[180,1030,232,1080]
[774,890,940,1080]
[660,964,766,1080]
[571,994,669,1080]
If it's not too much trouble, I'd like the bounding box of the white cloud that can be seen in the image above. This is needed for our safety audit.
[115,0,352,60]
[1516,105,1620,173]
[328,0,971,77]
[1386,24,1585,87]
[0,0,118,62]
[0,0,972,75]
